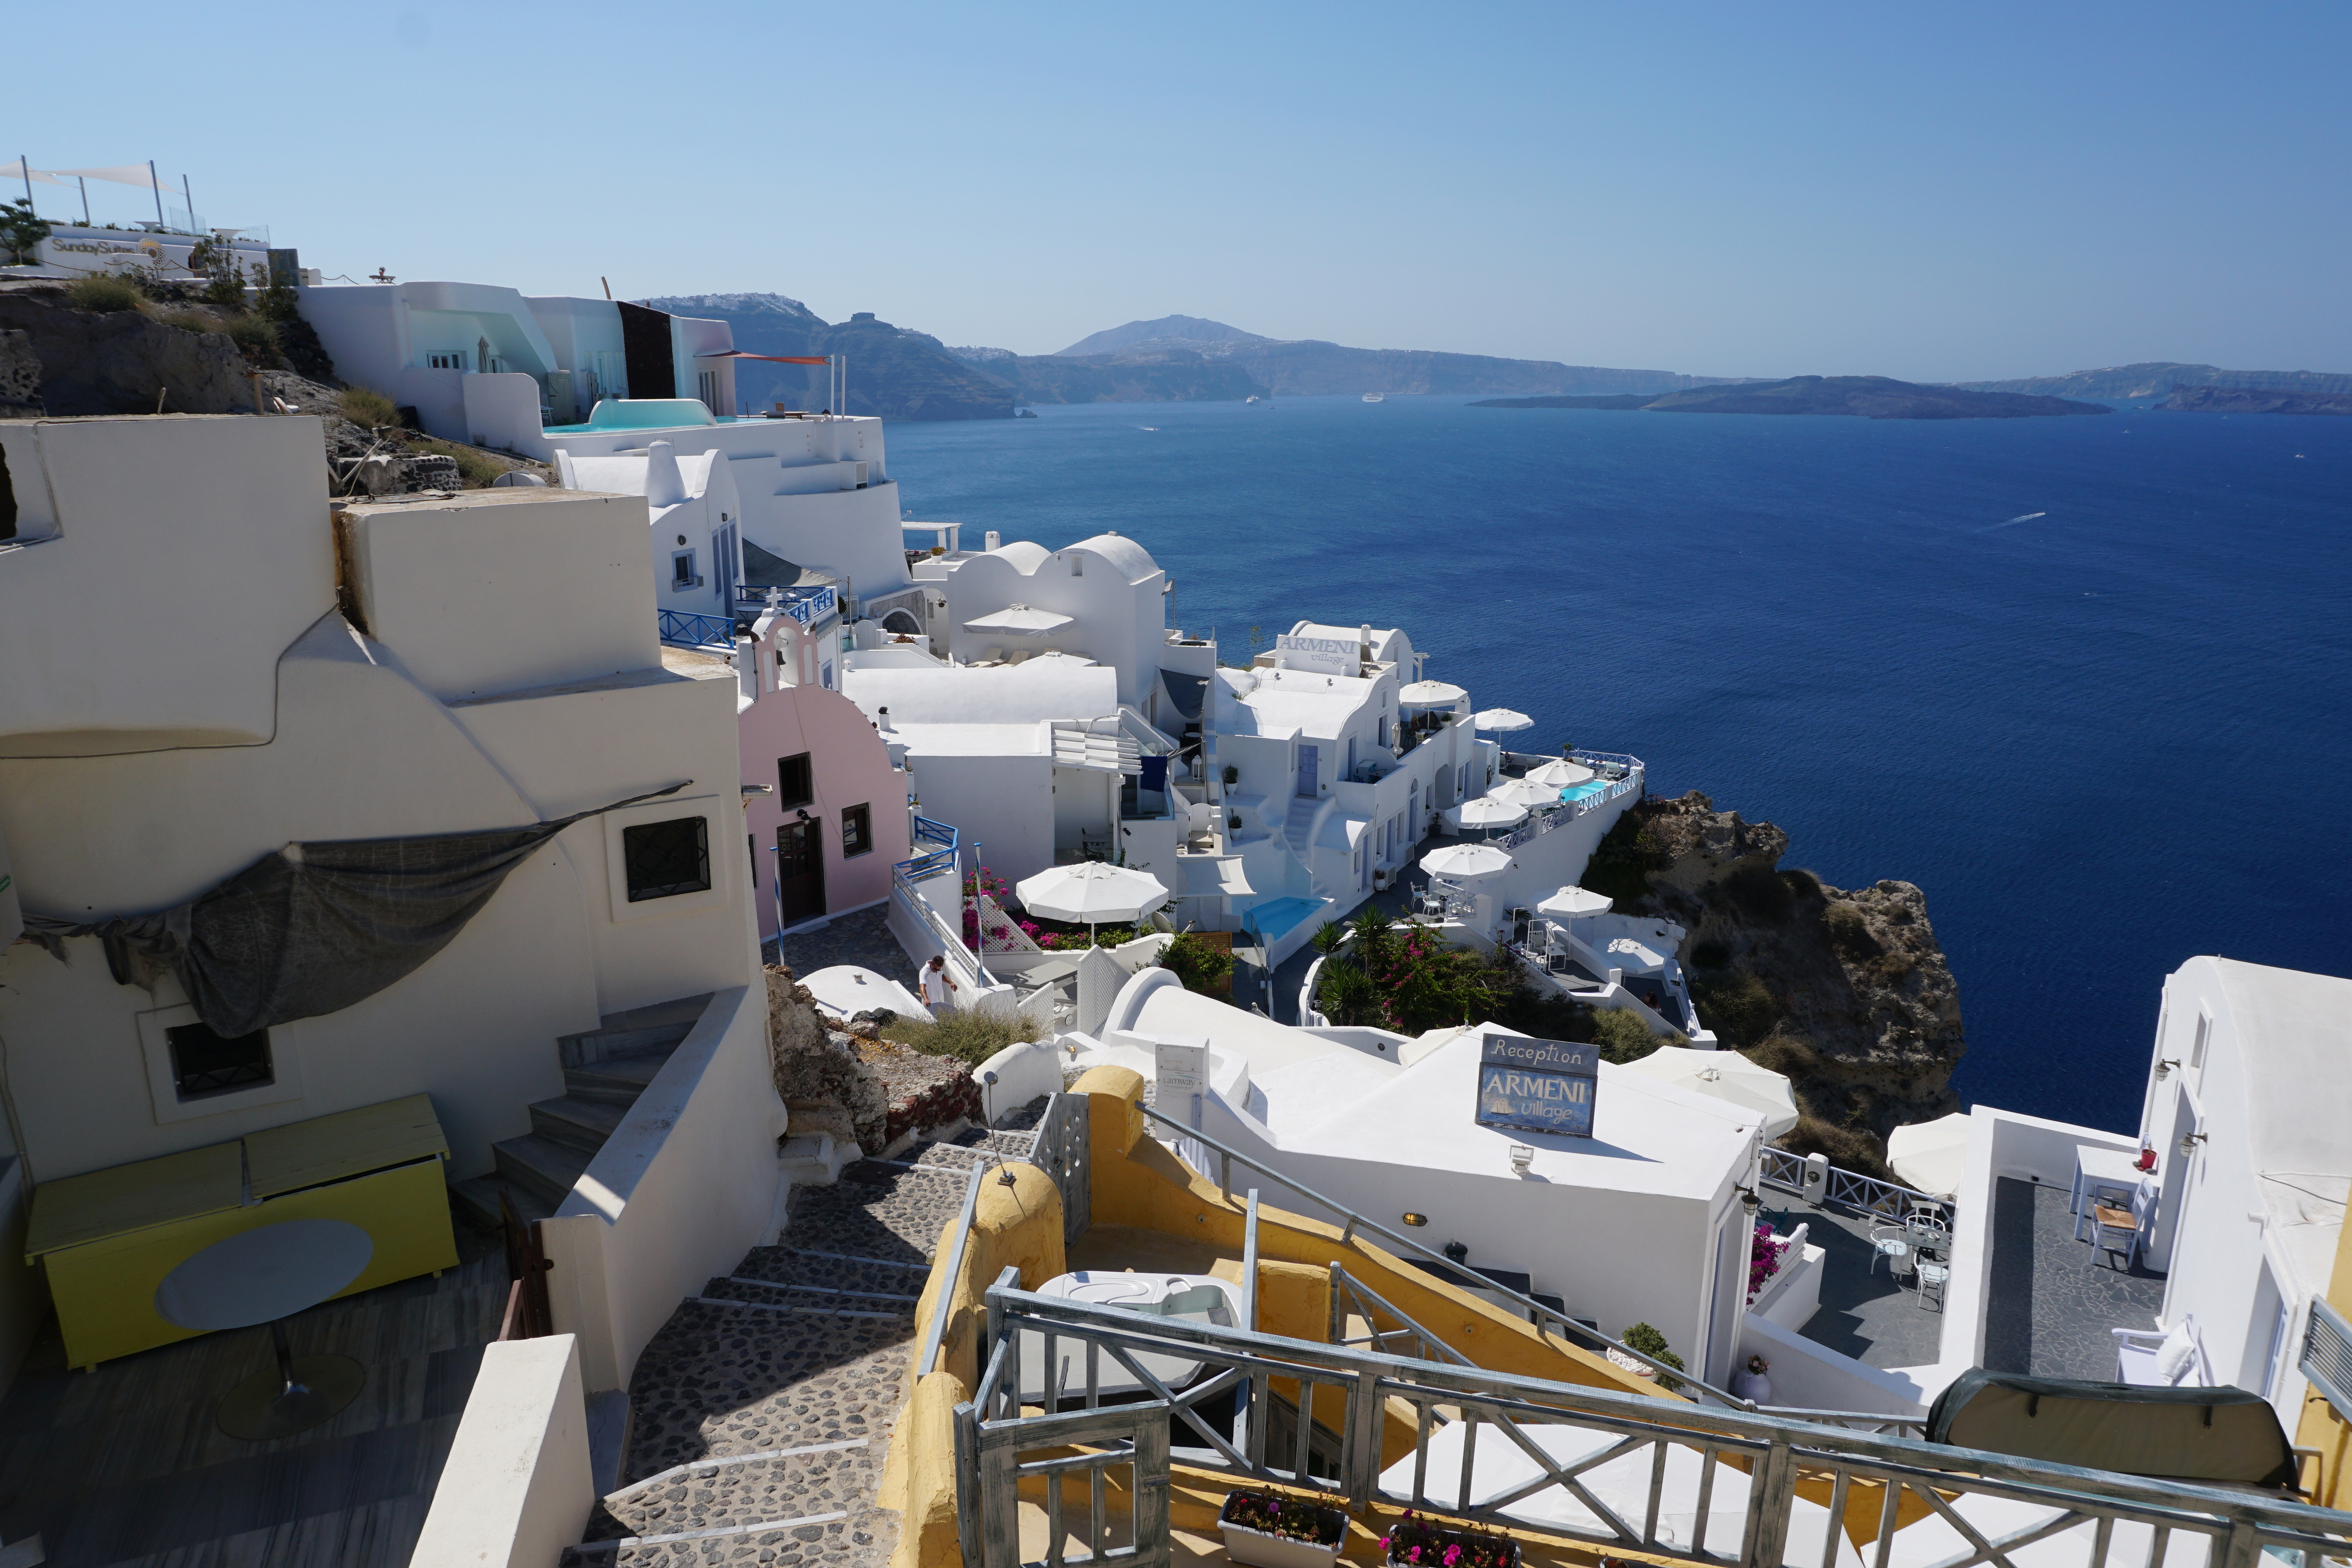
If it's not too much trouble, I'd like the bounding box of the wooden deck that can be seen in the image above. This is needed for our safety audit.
[0,1219,502,1568]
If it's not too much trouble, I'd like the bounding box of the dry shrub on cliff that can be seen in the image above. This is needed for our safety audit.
[1782,1113,1889,1178]
[1588,1005,1675,1063]
[1822,901,1882,959]
[66,273,145,313]
[881,1007,1040,1066]
[1690,969,1778,1047]
[340,386,399,428]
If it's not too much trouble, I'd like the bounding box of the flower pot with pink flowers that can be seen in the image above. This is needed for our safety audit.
[1217,1487,1349,1568]
[1381,1510,1520,1568]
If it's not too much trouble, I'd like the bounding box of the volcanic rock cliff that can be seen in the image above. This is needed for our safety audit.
[1585,791,1965,1170]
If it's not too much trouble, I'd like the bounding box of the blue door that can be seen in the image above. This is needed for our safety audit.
[1295,744,1319,797]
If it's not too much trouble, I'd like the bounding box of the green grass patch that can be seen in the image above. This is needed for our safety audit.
[877,1007,1041,1066]
[339,386,399,428]
[66,273,145,313]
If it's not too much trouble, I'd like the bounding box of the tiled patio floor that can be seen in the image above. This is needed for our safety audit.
[1982,1176,2166,1382]
[1760,1193,1947,1372]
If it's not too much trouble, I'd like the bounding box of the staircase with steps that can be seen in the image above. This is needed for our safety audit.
[565,1124,1041,1566]
[1282,794,1318,862]
[453,994,711,1230]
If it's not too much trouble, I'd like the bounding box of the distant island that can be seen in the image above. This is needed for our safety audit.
[1475,375,2109,420]
[2159,385,2352,416]
[1956,362,2352,401]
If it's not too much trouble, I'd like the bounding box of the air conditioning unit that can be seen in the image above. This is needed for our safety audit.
[839,460,868,491]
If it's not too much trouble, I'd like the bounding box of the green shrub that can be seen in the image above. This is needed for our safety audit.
[1315,959,1382,1026]
[1582,810,1671,904]
[880,1007,1038,1066]
[222,315,280,363]
[1723,862,1793,921]
[1159,930,1234,995]
[1782,1111,1889,1179]
[66,272,145,313]
[1587,1005,1676,1064]
[1689,969,1777,1048]
[1782,867,1824,901]
[1619,1322,1685,1391]
[1,198,50,266]
[153,309,214,335]
[339,386,399,429]
[1822,901,1880,959]
[1309,920,1348,957]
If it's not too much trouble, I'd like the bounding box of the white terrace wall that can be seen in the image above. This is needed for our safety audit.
[411,1335,594,1568]
[539,985,786,1393]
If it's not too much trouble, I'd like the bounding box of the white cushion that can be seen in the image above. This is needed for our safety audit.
[2153,1325,2197,1384]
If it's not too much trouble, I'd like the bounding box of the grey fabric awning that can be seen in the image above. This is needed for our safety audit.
[1159,669,1208,723]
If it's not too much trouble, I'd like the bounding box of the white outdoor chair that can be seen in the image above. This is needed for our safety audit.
[1916,1261,1950,1312]
[2087,1203,2140,1272]
[1868,1223,1913,1281]
[2114,1316,2206,1387]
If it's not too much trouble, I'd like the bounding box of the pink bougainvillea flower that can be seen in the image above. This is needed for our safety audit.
[1444,1547,1462,1567]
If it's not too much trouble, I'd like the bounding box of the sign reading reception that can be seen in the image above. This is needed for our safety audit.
[1476,1034,1599,1138]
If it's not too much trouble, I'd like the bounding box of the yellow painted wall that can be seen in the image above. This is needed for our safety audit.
[2294,1211,2352,1506]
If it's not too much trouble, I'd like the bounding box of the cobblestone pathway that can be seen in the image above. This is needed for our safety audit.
[762,907,920,995]
[567,1122,1040,1567]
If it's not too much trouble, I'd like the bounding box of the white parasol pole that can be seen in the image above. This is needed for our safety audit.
[147,160,163,228]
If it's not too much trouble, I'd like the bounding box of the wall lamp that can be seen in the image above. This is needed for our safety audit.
[1737,1185,1762,1217]
[2179,1130,2207,1159]
[2154,1058,2180,1081]
[1508,1144,1535,1176]
[1401,1212,1428,1228]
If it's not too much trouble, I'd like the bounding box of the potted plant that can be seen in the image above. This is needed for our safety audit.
[1730,1352,1773,1405]
[1218,1487,1348,1568]
[1222,764,1241,787]
[1607,1322,1685,1392]
[1381,1510,1519,1568]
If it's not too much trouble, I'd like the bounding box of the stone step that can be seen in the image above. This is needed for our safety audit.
[560,994,711,1068]
[530,1094,628,1156]
[599,1438,883,1539]
[733,1245,937,1298]
[493,1132,591,1209]
[451,1173,553,1231]
[564,1053,670,1107]
[699,1276,918,1316]
[567,1505,897,1567]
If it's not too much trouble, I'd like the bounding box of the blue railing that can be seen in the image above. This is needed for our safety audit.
[736,583,840,627]
[657,609,736,650]
[896,814,958,882]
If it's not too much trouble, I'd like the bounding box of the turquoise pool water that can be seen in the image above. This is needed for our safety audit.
[1559,780,1610,805]
[1243,896,1327,941]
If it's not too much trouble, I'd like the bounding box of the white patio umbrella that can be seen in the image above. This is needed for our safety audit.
[1397,680,1468,708]
[1015,862,1170,941]
[963,603,1075,637]
[1487,777,1562,808]
[1419,842,1512,881]
[1887,1111,1974,1198]
[1444,797,1527,834]
[1535,885,1612,918]
[1524,758,1596,788]
[1472,708,1532,733]
[1623,1046,1801,1141]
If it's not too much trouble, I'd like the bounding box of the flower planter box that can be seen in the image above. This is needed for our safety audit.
[1383,1519,1522,1568]
[1218,1492,1348,1568]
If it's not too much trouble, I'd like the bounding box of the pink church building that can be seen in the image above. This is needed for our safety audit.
[731,591,911,938]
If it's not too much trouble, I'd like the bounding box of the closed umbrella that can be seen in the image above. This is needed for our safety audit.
[1015,862,1170,941]
[1887,1111,1974,1198]
[1398,680,1468,708]
[1524,758,1595,788]
[1487,778,1561,809]
[1472,708,1532,733]
[1444,797,1527,834]
[1419,842,1512,881]
[1623,1046,1801,1141]
[1535,886,1612,918]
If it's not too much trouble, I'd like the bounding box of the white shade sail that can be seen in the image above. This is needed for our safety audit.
[1472,708,1533,732]
[1535,886,1613,918]
[1623,1046,1801,1141]
[963,603,1074,636]
[2,160,66,188]
[1487,778,1562,808]
[1446,797,1528,831]
[1887,1111,1974,1198]
[1397,680,1468,708]
[1524,758,1596,788]
[1419,842,1512,881]
[1016,862,1170,924]
[50,163,169,191]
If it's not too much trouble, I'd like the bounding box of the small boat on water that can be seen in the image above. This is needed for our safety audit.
[1362,393,1385,403]
[1245,395,1267,405]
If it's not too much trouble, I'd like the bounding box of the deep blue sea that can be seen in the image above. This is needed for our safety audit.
[885,395,2352,1132]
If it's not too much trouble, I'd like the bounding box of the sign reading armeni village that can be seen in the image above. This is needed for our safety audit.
[1476,1034,1599,1138]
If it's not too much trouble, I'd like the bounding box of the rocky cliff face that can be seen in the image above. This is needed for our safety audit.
[643,294,1015,421]
[0,283,252,415]
[1586,792,1964,1171]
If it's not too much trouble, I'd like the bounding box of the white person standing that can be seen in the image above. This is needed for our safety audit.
[919,953,959,1019]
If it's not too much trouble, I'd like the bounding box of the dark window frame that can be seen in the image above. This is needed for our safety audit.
[622,815,713,902]
[777,753,814,809]
[166,1020,274,1101]
[841,803,873,858]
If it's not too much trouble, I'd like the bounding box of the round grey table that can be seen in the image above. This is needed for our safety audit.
[154,1219,375,1440]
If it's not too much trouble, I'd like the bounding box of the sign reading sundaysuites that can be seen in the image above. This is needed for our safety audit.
[1476,1034,1599,1138]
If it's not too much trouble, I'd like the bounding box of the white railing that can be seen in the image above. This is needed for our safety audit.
[1759,1147,1958,1231]
[891,866,994,992]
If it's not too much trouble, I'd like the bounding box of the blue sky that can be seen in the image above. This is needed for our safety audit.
[12,2,2348,380]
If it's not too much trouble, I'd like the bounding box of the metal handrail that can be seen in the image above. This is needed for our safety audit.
[891,865,994,989]
[1759,1146,1958,1231]
[916,1160,989,1376]
[656,608,736,650]
[1135,1100,1751,1408]
[972,1282,2352,1568]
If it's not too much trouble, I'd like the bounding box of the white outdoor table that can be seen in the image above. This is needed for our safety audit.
[2069,1147,2145,1218]
[154,1218,375,1440]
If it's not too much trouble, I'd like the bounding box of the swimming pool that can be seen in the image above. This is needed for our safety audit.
[1242,896,1327,941]
[1559,781,1611,805]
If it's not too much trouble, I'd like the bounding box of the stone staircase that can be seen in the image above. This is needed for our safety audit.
[452,995,710,1230]
[566,1122,1041,1566]
[1282,794,1318,862]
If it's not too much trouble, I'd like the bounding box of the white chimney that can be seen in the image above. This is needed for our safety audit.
[644,440,687,508]
[984,530,1001,551]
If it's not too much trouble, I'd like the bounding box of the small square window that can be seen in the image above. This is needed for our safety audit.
[671,550,700,589]
[777,753,813,808]
[166,1021,273,1102]
[842,803,872,858]
[622,815,713,901]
